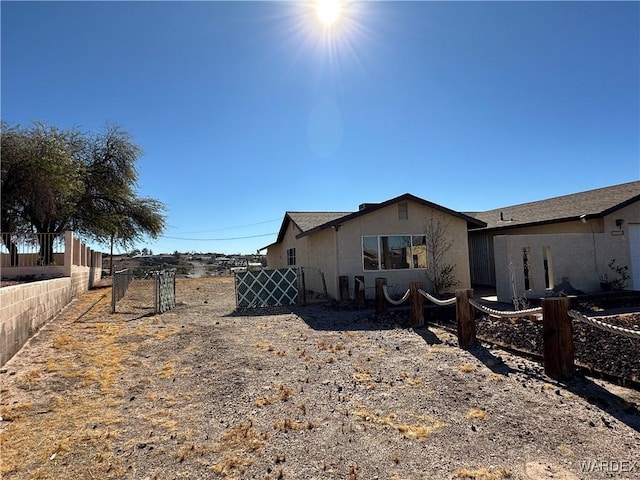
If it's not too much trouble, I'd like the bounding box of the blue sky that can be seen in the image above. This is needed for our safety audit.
[2,1,639,255]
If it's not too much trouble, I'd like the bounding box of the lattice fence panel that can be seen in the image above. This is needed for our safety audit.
[155,270,176,313]
[235,268,298,308]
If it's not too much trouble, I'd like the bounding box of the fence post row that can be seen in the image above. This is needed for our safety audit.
[367,279,609,382]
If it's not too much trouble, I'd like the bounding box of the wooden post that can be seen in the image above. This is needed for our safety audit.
[541,297,574,380]
[298,267,307,306]
[354,276,365,308]
[339,275,349,302]
[410,282,424,328]
[375,277,387,315]
[455,289,476,347]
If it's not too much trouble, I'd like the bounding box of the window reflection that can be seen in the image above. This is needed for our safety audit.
[362,235,427,271]
[363,236,379,270]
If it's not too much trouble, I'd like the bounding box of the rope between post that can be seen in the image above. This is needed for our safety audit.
[468,298,542,318]
[382,285,411,305]
[568,310,640,340]
[417,289,456,306]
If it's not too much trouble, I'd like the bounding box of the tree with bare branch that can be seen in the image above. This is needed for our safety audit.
[424,214,460,295]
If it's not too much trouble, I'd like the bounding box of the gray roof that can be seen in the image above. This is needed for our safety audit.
[287,212,352,234]
[469,181,640,231]
[261,193,486,250]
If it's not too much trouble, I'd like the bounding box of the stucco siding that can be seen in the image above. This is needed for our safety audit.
[306,228,338,297]
[333,201,471,299]
[493,229,638,303]
[266,223,302,269]
[266,200,474,300]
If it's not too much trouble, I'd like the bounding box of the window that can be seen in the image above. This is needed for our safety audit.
[286,248,296,266]
[362,235,427,271]
[398,202,408,220]
[543,246,553,289]
[522,247,531,290]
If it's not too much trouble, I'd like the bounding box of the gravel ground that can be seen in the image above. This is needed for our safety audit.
[1,277,639,480]
[421,300,640,385]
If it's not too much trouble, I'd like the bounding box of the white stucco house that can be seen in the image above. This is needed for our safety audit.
[261,193,486,301]
[467,181,640,302]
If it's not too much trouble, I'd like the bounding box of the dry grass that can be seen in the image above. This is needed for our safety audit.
[316,339,345,352]
[254,342,275,352]
[351,404,444,440]
[0,286,186,479]
[459,364,478,373]
[454,467,511,479]
[255,384,294,407]
[212,422,269,478]
[272,418,317,431]
[465,408,488,420]
[399,371,424,387]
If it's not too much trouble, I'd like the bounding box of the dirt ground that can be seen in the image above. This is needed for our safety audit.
[1,277,639,480]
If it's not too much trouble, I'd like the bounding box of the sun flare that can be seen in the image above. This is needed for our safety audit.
[316,0,341,26]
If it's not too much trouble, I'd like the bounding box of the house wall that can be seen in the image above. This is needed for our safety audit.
[266,223,301,269]
[604,201,640,289]
[332,201,471,300]
[493,203,639,302]
[305,228,338,298]
[267,202,473,301]
[266,224,339,299]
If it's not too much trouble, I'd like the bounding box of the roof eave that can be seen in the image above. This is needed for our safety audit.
[297,193,486,238]
[469,214,600,233]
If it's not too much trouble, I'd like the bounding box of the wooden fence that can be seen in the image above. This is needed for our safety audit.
[369,277,639,381]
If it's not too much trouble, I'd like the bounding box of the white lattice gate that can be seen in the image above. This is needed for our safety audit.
[155,270,176,313]
[235,268,299,308]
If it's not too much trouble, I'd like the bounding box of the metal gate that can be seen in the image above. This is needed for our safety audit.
[112,269,176,314]
[235,268,298,308]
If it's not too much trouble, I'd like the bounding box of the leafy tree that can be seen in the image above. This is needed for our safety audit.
[1,122,85,263]
[74,125,165,249]
[1,121,166,265]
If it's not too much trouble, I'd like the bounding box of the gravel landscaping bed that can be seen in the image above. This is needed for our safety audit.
[419,296,640,385]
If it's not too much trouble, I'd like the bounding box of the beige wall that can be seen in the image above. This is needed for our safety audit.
[0,265,99,366]
[266,222,303,269]
[305,228,338,298]
[266,222,339,298]
[268,201,473,300]
[334,202,471,299]
[493,203,640,302]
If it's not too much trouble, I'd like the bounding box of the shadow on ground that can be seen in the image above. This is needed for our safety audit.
[228,300,640,433]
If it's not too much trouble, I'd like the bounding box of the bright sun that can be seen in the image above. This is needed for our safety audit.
[316,0,341,26]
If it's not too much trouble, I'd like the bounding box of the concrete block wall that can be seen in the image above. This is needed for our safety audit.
[0,266,98,366]
[0,278,72,365]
